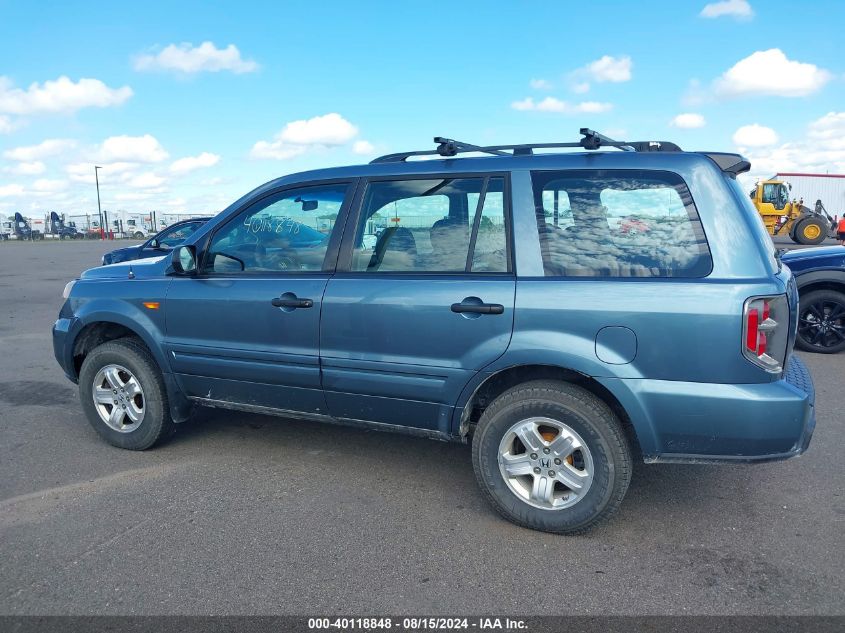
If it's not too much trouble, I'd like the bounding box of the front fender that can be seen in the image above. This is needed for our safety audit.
[61,281,192,422]
[65,278,172,376]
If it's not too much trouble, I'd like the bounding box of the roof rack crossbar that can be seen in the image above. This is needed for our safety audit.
[370,130,684,163]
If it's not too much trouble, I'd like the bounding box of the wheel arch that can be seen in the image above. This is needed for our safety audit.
[795,270,845,297]
[69,314,192,424]
[71,314,167,378]
[455,363,643,458]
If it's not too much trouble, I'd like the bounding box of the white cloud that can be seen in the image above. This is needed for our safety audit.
[739,114,845,182]
[114,192,153,201]
[585,56,632,83]
[511,97,612,114]
[99,134,169,163]
[32,178,67,192]
[511,97,535,111]
[4,139,76,161]
[250,142,308,161]
[670,113,706,128]
[170,152,220,174]
[134,42,258,74]
[529,78,553,90]
[6,161,46,175]
[0,76,132,115]
[733,124,778,147]
[128,172,166,188]
[566,55,631,94]
[700,0,753,19]
[576,101,614,113]
[251,113,359,160]
[0,184,24,197]
[278,113,358,145]
[66,161,135,180]
[0,115,13,133]
[352,140,375,155]
[807,111,845,149]
[714,49,831,98]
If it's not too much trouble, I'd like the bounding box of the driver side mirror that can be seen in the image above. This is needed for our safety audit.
[169,245,197,276]
[150,238,160,249]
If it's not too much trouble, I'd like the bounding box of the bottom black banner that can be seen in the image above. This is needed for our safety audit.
[1,616,842,633]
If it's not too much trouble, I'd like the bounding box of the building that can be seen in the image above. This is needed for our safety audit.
[775,173,845,216]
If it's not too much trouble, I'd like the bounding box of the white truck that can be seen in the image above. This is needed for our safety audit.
[43,212,83,239]
[0,213,43,240]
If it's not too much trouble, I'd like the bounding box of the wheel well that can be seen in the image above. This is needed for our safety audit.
[461,364,641,456]
[72,322,144,376]
[798,280,845,298]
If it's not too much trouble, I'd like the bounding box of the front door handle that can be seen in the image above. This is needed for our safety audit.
[271,295,313,309]
[451,301,504,315]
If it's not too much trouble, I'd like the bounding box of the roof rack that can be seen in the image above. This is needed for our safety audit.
[370,128,683,163]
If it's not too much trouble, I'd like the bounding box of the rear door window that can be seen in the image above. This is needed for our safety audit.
[531,170,711,278]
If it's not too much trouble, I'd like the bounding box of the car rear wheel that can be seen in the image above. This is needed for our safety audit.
[795,289,845,354]
[472,380,632,534]
[78,338,174,449]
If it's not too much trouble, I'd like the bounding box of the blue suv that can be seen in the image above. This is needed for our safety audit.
[53,130,816,533]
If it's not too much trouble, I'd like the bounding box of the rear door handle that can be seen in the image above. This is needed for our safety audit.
[271,296,314,309]
[451,302,504,315]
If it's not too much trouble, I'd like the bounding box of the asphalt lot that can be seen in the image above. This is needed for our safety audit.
[0,238,843,616]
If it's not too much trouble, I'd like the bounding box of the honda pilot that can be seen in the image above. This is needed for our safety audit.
[53,130,816,534]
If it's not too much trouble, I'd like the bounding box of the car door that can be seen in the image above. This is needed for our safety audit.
[164,181,352,416]
[320,174,516,434]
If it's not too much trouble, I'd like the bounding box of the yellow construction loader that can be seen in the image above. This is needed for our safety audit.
[749,179,835,245]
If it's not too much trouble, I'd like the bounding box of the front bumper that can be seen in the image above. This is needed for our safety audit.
[52,317,80,382]
[600,355,816,463]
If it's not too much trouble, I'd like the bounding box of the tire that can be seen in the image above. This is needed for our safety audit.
[795,289,845,354]
[78,337,174,449]
[133,232,144,239]
[794,217,827,245]
[472,380,632,534]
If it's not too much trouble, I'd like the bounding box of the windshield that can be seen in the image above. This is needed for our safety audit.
[154,221,204,248]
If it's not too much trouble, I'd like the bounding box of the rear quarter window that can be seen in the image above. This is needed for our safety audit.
[531,169,712,278]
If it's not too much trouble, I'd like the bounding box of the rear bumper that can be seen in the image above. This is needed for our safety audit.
[600,355,816,463]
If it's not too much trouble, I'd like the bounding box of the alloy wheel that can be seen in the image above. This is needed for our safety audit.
[91,364,145,432]
[497,416,594,510]
[798,299,845,349]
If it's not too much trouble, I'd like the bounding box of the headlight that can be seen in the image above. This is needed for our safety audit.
[62,280,76,299]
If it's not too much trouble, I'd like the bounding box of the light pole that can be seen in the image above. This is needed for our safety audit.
[94,166,104,240]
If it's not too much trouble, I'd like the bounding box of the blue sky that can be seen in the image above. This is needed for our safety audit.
[1,0,844,216]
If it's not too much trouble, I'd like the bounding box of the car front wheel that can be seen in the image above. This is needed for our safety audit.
[78,338,174,449]
[472,380,632,534]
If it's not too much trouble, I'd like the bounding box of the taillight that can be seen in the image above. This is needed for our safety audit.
[743,295,789,373]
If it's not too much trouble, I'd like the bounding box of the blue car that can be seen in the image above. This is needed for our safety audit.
[781,245,845,353]
[53,131,815,534]
[101,217,211,265]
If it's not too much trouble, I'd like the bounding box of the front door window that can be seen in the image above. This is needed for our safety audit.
[202,183,349,274]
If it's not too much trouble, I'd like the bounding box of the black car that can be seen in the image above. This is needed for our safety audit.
[782,245,845,353]
[102,218,211,265]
